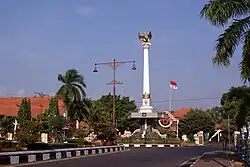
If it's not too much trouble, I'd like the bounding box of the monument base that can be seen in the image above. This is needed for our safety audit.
[139,105,153,113]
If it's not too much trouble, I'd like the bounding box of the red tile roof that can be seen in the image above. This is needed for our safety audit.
[172,108,192,119]
[0,97,64,117]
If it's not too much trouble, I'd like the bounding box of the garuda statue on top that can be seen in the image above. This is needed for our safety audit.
[138,31,152,43]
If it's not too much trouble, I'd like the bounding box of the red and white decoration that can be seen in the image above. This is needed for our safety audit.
[170,80,178,89]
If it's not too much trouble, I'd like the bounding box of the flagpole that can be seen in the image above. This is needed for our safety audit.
[169,87,172,112]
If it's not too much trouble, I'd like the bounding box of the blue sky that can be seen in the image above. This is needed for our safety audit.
[0,0,245,110]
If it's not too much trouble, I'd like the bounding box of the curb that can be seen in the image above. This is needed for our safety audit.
[190,153,204,167]
[0,145,126,165]
[178,153,204,167]
[123,144,180,148]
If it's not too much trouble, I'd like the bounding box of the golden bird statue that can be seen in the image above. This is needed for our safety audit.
[138,31,152,42]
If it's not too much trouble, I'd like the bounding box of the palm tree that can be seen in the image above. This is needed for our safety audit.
[67,98,92,125]
[200,0,250,83]
[56,68,87,119]
[57,68,86,105]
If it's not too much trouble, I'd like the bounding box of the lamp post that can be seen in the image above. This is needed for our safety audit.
[106,80,124,96]
[93,59,136,128]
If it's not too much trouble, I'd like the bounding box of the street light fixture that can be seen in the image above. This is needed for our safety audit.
[93,64,98,73]
[93,59,136,128]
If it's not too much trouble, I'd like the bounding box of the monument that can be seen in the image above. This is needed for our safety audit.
[130,32,171,138]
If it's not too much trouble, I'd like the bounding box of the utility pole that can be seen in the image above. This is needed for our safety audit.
[93,59,136,128]
[107,80,123,128]
[228,114,230,151]
[107,80,124,96]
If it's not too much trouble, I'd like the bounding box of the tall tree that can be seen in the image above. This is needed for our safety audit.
[47,97,60,117]
[56,68,87,120]
[17,98,31,124]
[91,93,139,132]
[179,108,215,137]
[220,86,250,130]
[206,106,223,124]
[200,0,250,82]
[37,97,65,140]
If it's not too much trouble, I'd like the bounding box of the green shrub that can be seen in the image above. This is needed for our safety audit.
[0,140,19,150]
[27,143,53,150]
[27,143,80,150]
[74,128,88,139]
[16,121,40,145]
[67,138,91,146]
[188,134,195,143]
[50,143,79,149]
[166,138,181,144]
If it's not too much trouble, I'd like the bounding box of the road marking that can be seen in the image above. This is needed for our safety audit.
[179,160,190,167]
[9,149,130,167]
[178,154,204,167]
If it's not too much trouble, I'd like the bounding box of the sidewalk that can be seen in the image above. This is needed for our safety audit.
[192,151,233,167]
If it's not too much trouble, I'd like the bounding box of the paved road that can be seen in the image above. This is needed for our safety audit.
[22,144,222,167]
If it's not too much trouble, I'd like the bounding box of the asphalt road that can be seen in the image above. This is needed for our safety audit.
[21,144,222,167]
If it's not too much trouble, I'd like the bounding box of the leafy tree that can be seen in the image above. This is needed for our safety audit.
[206,106,223,124]
[48,115,65,142]
[16,121,40,145]
[200,0,250,83]
[220,86,250,130]
[0,116,15,137]
[91,93,139,132]
[17,98,31,124]
[179,109,215,138]
[47,97,60,116]
[36,98,65,141]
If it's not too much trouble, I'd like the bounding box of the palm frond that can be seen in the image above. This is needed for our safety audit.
[57,74,65,83]
[56,85,66,98]
[70,86,82,102]
[64,69,77,83]
[72,75,87,88]
[239,30,250,83]
[213,16,250,67]
[200,0,250,26]
[72,84,86,99]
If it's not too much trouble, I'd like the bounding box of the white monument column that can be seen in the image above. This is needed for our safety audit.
[142,42,151,107]
[138,32,153,113]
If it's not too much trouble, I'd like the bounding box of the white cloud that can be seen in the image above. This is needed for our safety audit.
[76,6,94,17]
[0,86,7,97]
[48,92,56,96]
[0,86,25,97]
[14,89,25,97]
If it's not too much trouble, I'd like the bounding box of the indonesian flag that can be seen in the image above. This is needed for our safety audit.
[170,80,178,89]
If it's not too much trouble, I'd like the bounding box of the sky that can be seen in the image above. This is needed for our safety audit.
[0,0,245,111]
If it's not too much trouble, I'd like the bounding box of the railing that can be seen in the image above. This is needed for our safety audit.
[0,145,126,165]
[234,138,250,166]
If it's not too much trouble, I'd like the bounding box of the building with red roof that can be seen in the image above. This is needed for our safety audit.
[0,96,65,117]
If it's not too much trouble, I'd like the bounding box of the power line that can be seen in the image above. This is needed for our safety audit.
[135,97,221,104]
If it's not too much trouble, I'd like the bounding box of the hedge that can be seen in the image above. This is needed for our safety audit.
[117,137,181,144]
